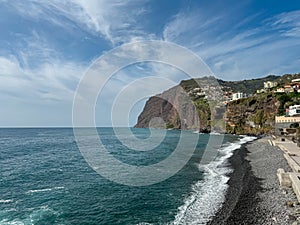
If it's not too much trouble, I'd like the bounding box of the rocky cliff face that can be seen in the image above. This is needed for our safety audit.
[135,89,280,135]
[134,77,287,135]
[225,93,280,135]
[134,85,202,130]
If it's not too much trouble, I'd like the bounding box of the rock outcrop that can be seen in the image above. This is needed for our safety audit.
[135,85,202,130]
[225,94,280,135]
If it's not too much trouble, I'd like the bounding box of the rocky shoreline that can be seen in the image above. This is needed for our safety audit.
[208,137,300,225]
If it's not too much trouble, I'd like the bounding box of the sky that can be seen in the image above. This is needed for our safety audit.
[0,0,300,127]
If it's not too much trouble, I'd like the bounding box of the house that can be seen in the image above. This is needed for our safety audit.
[232,92,246,100]
[292,78,300,83]
[284,84,294,93]
[275,87,285,93]
[264,81,278,89]
[292,82,300,90]
[256,89,265,94]
[289,105,300,117]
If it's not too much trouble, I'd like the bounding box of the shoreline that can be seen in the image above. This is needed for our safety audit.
[208,137,296,225]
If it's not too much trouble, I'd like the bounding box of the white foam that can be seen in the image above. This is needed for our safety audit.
[0,199,13,203]
[171,136,256,225]
[0,220,24,225]
[25,186,64,194]
[0,206,59,225]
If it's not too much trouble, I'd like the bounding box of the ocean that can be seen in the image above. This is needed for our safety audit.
[0,128,255,225]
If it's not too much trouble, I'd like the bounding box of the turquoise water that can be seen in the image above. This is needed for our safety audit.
[0,128,247,224]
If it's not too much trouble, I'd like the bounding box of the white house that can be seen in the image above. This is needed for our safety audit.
[264,81,278,89]
[232,92,246,100]
[292,78,300,83]
[289,105,300,117]
[256,89,265,94]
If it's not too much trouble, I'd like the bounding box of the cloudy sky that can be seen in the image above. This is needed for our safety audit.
[1,0,300,127]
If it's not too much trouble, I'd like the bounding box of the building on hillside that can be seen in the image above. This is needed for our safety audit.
[264,81,278,89]
[232,92,246,100]
[275,116,300,123]
[275,87,285,93]
[292,82,300,90]
[256,89,265,94]
[292,78,300,83]
[284,84,294,93]
[275,116,300,136]
[289,105,300,117]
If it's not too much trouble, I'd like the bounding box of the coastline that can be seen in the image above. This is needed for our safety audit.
[208,137,296,225]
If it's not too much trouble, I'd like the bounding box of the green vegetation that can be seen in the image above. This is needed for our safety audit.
[179,73,300,96]
[166,122,174,129]
[253,109,266,127]
[193,98,211,124]
[217,75,278,94]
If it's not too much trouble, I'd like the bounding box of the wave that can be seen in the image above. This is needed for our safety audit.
[172,136,256,225]
[209,131,222,135]
[0,199,13,203]
[25,186,64,194]
[0,205,59,225]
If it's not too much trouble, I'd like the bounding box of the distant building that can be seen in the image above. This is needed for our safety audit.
[264,81,278,89]
[196,92,205,96]
[284,84,294,93]
[256,89,265,94]
[275,116,300,123]
[292,82,300,90]
[275,87,285,93]
[284,84,292,88]
[232,92,246,100]
[292,78,300,83]
[289,105,300,117]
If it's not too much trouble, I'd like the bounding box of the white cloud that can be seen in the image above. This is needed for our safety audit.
[7,0,154,45]
[269,10,300,37]
[0,55,85,102]
[163,8,300,80]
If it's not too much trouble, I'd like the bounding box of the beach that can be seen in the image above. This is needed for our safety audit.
[209,137,300,225]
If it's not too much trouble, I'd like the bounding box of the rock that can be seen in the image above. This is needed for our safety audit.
[134,84,208,130]
[287,200,295,207]
[200,125,211,133]
[289,214,297,220]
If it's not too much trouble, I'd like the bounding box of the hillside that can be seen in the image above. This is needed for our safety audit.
[135,72,300,135]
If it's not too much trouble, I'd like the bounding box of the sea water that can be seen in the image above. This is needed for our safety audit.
[0,128,255,224]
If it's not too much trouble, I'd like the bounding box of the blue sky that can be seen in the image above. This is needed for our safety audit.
[0,0,300,127]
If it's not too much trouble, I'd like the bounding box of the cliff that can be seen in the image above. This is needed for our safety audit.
[135,73,300,135]
[225,93,280,135]
[134,85,204,131]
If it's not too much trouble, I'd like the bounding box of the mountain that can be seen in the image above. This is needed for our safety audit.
[134,73,300,135]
